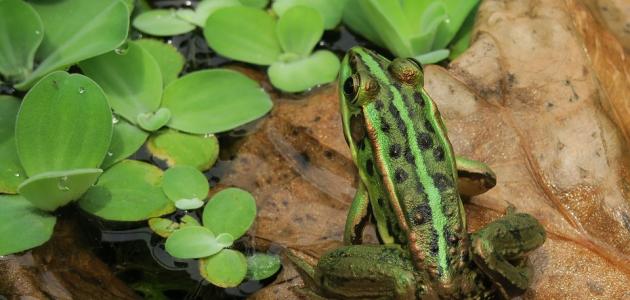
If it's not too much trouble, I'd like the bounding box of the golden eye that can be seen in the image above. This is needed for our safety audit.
[343,74,360,103]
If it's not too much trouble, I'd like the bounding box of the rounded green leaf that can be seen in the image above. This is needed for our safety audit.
[413,49,450,65]
[79,41,163,123]
[273,0,346,29]
[0,96,26,194]
[204,6,281,65]
[268,50,340,92]
[147,130,219,171]
[15,71,113,177]
[135,39,185,86]
[276,6,323,56]
[200,249,248,287]
[79,160,175,221]
[0,195,56,256]
[101,117,149,169]
[162,69,272,134]
[18,169,103,211]
[177,0,242,27]
[246,253,281,280]
[202,188,256,239]
[162,165,209,203]
[165,226,226,259]
[175,198,205,210]
[17,0,129,89]
[0,0,43,82]
[181,215,202,227]
[133,9,195,36]
[136,107,172,132]
[148,217,180,238]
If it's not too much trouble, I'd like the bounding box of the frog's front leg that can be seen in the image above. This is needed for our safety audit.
[456,156,497,197]
[344,182,371,244]
[286,245,427,300]
[471,209,546,299]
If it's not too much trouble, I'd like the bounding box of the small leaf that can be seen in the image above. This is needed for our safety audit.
[199,249,248,287]
[79,160,175,221]
[165,226,225,259]
[147,130,219,171]
[79,41,163,123]
[18,168,103,211]
[0,0,43,82]
[133,9,196,36]
[0,95,26,193]
[137,107,172,132]
[101,118,149,169]
[268,50,340,92]
[163,165,209,204]
[276,6,323,56]
[148,217,180,238]
[0,195,56,256]
[413,49,450,65]
[175,198,205,210]
[15,71,113,177]
[135,39,185,86]
[246,253,281,280]
[204,6,281,65]
[17,0,129,89]
[273,0,346,30]
[216,233,234,248]
[181,214,201,227]
[203,188,256,239]
[177,0,241,27]
[162,69,272,134]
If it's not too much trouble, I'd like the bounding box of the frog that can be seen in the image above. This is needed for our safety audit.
[286,47,546,299]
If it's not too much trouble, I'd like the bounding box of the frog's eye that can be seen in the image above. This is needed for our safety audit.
[343,74,360,102]
[389,58,424,86]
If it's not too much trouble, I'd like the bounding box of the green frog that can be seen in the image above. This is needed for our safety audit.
[287,47,546,299]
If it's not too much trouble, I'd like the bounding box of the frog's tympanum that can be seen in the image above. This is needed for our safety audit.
[287,47,546,300]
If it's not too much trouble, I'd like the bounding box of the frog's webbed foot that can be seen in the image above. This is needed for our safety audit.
[286,245,423,300]
[455,156,497,198]
[471,211,546,298]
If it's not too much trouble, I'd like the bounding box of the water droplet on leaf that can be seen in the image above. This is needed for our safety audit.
[107,152,114,157]
[57,176,70,191]
[112,116,119,124]
[14,173,20,177]
[34,30,41,35]
[78,87,86,94]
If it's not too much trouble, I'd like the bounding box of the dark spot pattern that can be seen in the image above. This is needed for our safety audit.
[375,99,384,110]
[404,149,415,164]
[432,173,451,191]
[418,132,433,149]
[413,92,425,107]
[381,120,391,132]
[430,230,439,255]
[389,144,402,158]
[413,202,431,225]
[365,159,374,177]
[433,147,445,161]
[388,104,407,135]
[424,120,435,133]
[446,232,458,245]
[394,169,408,183]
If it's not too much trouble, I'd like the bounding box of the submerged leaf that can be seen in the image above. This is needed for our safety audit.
[79,41,163,123]
[0,0,43,82]
[268,50,340,92]
[202,188,256,239]
[162,69,272,134]
[165,226,225,259]
[200,249,248,287]
[147,129,219,171]
[204,6,281,65]
[133,9,195,36]
[135,39,185,86]
[17,0,129,89]
[162,165,209,204]
[0,195,56,256]
[276,6,323,56]
[0,96,25,194]
[246,253,281,280]
[15,71,113,177]
[79,160,175,221]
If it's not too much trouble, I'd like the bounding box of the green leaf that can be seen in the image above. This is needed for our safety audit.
[342,0,384,47]
[268,50,340,92]
[148,217,180,238]
[448,3,479,60]
[181,215,201,227]
[175,198,205,210]
[135,39,185,86]
[239,0,268,8]
[147,129,219,171]
[18,168,103,211]
[204,6,281,65]
[177,0,241,27]
[354,0,413,57]
[0,0,43,82]
[202,188,256,239]
[15,71,113,177]
[200,249,247,287]
[246,253,281,280]
[0,195,56,256]
[433,0,480,49]
[165,226,227,259]
[101,118,149,169]
[273,0,346,30]
[413,49,450,65]
[17,0,129,90]
[137,107,172,132]
[162,165,209,204]
[0,95,26,194]
[79,160,175,221]
[162,69,272,134]
[133,9,195,36]
[79,41,163,123]
[276,6,323,56]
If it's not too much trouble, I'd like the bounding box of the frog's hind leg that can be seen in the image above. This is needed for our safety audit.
[471,209,546,298]
[455,156,497,197]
